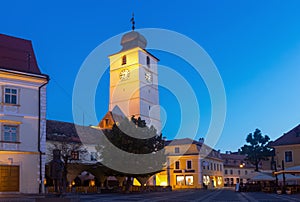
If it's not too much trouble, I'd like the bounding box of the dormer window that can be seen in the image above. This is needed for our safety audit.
[146,56,150,67]
[122,55,127,65]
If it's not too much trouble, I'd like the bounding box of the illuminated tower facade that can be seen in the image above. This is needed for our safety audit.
[108,30,161,133]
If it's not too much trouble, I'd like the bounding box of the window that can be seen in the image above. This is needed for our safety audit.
[285,151,293,162]
[175,161,180,170]
[217,164,219,171]
[71,151,79,160]
[245,170,248,175]
[214,163,216,170]
[122,55,127,65]
[175,147,180,153]
[4,88,18,104]
[91,152,97,161]
[3,125,18,142]
[220,164,222,171]
[176,176,184,186]
[187,160,192,169]
[146,56,150,67]
[225,170,228,175]
[230,170,233,175]
[185,176,193,186]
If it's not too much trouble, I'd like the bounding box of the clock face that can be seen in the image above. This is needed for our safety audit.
[119,69,130,80]
[145,72,152,83]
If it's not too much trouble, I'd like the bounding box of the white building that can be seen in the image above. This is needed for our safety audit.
[0,34,49,193]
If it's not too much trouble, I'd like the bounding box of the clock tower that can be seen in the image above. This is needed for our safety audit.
[108,30,161,133]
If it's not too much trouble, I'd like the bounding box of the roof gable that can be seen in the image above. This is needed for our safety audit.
[269,124,300,147]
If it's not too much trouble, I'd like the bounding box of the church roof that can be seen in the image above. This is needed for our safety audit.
[269,124,300,147]
[0,34,43,75]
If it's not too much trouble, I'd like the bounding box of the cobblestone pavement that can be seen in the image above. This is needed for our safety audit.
[0,189,300,202]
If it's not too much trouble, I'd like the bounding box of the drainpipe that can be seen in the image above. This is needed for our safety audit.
[38,76,49,194]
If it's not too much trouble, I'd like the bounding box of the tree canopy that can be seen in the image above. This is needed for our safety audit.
[97,116,166,175]
[240,128,273,171]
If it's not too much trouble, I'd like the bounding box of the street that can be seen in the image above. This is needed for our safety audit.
[1,189,300,202]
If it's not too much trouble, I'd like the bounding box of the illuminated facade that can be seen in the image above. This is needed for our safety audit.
[221,152,255,186]
[154,138,224,189]
[106,31,161,132]
[0,34,48,193]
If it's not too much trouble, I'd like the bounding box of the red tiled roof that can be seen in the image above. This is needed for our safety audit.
[0,34,41,74]
[269,124,300,147]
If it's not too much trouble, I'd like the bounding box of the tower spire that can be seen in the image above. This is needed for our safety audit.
[130,12,135,31]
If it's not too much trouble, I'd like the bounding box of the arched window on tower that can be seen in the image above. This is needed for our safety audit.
[122,55,127,65]
[146,56,150,67]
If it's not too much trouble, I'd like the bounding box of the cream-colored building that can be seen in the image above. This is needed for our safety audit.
[221,152,255,186]
[270,124,300,170]
[154,138,224,189]
[0,34,48,193]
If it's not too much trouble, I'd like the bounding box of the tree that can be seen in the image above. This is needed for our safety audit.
[96,116,165,192]
[47,139,87,192]
[240,129,273,171]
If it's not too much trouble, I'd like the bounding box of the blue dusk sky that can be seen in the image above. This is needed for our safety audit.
[1,0,300,152]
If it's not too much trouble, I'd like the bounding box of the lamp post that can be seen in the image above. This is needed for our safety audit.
[282,160,286,193]
[271,159,278,188]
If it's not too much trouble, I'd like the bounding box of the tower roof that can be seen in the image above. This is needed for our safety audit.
[120,31,147,51]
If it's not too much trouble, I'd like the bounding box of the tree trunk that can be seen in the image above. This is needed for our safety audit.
[125,177,133,193]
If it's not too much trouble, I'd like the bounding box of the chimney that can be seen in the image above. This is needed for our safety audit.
[198,138,204,143]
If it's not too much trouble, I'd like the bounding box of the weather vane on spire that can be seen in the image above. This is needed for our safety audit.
[130,12,135,31]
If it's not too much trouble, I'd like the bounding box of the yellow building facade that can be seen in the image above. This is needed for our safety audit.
[154,138,224,189]
[269,124,300,170]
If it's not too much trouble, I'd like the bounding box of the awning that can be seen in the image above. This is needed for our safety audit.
[273,165,300,175]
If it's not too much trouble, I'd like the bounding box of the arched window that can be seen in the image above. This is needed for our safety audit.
[122,55,127,65]
[146,56,150,67]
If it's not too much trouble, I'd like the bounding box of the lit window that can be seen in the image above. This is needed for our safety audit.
[285,151,293,162]
[3,125,18,142]
[185,176,193,186]
[4,88,18,104]
[71,151,79,160]
[187,160,192,169]
[122,55,127,65]
[175,147,180,153]
[175,161,180,170]
[176,176,184,186]
[203,175,210,185]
